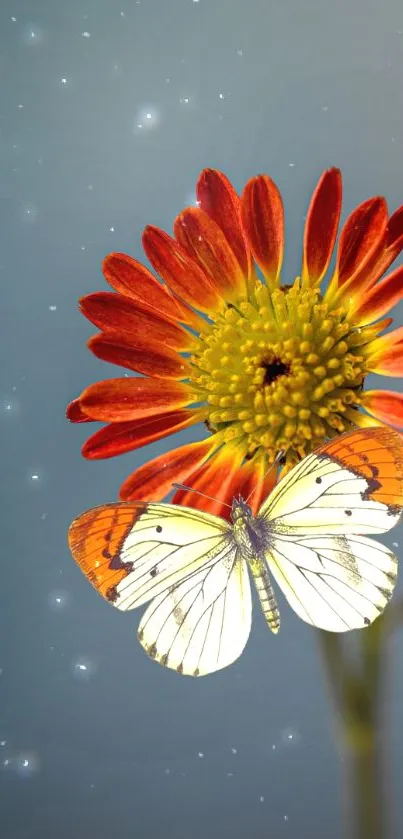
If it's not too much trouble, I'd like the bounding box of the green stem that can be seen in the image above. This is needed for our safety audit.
[317,627,386,839]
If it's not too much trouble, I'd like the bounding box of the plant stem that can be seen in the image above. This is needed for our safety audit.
[317,627,386,839]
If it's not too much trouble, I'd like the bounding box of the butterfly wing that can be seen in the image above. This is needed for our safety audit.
[68,501,252,675]
[138,544,251,675]
[266,533,397,631]
[259,427,403,536]
[256,427,402,631]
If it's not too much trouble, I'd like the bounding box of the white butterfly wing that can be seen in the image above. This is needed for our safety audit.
[138,543,252,676]
[259,428,403,535]
[266,534,397,631]
[69,501,252,675]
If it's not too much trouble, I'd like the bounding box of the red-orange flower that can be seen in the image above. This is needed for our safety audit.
[67,168,403,517]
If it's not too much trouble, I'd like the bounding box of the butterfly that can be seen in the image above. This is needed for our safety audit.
[68,427,403,677]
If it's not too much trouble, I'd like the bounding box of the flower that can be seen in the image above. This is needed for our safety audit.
[67,168,403,516]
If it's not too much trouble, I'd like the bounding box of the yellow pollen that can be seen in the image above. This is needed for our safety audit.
[188,278,371,472]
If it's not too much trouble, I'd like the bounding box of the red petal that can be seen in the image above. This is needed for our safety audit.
[66,398,94,423]
[79,292,192,350]
[350,206,403,293]
[171,443,245,519]
[79,378,193,421]
[336,197,388,286]
[88,332,191,379]
[174,208,247,300]
[82,409,200,459]
[102,252,199,327]
[142,225,222,312]
[241,175,284,287]
[196,168,251,278]
[353,265,403,325]
[302,168,342,285]
[362,390,403,429]
[119,437,218,501]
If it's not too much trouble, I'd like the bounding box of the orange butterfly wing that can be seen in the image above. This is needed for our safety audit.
[68,502,146,602]
[316,426,403,510]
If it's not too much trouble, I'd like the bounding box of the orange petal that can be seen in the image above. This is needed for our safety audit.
[365,326,403,376]
[235,455,279,514]
[240,175,284,288]
[142,225,222,313]
[302,168,342,286]
[79,292,193,351]
[79,378,194,421]
[196,168,251,278]
[102,252,200,328]
[88,332,191,379]
[119,436,219,501]
[82,409,201,459]
[174,208,247,300]
[336,197,388,287]
[171,443,246,519]
[362,390,403,429]
[66,398,94,423]
[353,265,403,325]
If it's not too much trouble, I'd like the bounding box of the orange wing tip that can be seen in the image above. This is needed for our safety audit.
[68,502,148,601]
[317,427,403,509]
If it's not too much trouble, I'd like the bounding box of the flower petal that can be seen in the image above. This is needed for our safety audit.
[352,265,403,325]
[302,168,342,286]
[174,208,247,300]
[79,292,192,351]
[119,436,219,501]
[361,390,403,429]
[88,332,191,379]
[234,455,279,514]
[196,168,251,278]
[365,326,403,376]
[66,398,94,423]
[349,206,403,293]
[171,443,246,519]
[82,409,201,459]
[240,174,284,288]
[142,225,222,312]
[335,197,388,286]
[102,252,199,327]
[79,378,194,421]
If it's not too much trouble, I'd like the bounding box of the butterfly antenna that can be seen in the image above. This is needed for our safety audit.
[245,449,286,504]
[171,483,233,509]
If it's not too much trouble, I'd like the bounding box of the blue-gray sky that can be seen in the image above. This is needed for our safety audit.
[1,1,403,837]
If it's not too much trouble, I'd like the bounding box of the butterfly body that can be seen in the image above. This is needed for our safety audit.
[69,427,403,676]
[231,497,281,632]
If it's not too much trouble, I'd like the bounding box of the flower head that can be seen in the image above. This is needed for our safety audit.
[67,168,403,517]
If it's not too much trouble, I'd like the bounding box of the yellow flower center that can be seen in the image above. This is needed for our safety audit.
[189,278,372,469]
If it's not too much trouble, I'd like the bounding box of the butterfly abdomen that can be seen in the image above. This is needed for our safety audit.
[249,557,280,634]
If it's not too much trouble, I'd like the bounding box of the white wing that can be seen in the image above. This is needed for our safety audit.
[266,533,397,631]
[69,500,252,675]
[138,542,252,676]
[259,428,403,536]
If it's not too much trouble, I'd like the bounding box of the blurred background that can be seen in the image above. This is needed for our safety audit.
[1,1,403,837]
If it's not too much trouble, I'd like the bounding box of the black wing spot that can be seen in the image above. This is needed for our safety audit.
[150,567,158,578]
[106,585,119,603]
[344,510,352,516]
[156,525,163,533]
[363,616,370,626]
[315,477,322,484]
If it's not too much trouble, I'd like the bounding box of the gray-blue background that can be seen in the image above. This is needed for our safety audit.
[2,1,403,837]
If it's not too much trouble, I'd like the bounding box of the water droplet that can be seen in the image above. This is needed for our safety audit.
[48,590,70,612]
